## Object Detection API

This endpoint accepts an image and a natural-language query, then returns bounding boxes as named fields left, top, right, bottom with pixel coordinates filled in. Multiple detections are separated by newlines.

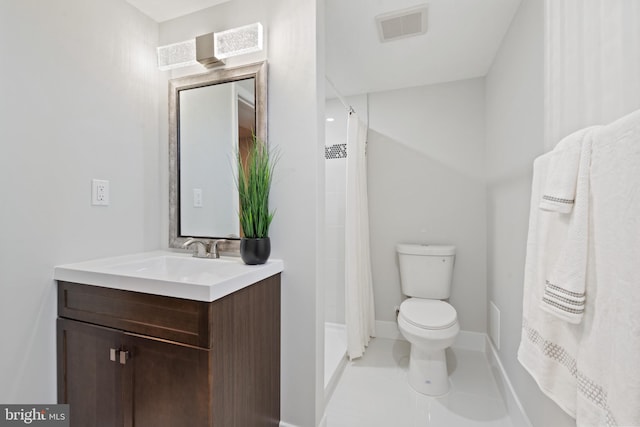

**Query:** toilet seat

left=399, top=299, right=457, bottom=330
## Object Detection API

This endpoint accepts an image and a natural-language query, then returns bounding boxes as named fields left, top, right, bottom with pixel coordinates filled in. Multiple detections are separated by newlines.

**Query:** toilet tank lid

left=396, top=243, right=456, bottom=256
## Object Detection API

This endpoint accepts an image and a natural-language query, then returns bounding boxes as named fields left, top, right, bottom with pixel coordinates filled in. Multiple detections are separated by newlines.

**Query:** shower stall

left=324, top=92, right=374, bottom=396
left=324, top=97, right=349, bottom=394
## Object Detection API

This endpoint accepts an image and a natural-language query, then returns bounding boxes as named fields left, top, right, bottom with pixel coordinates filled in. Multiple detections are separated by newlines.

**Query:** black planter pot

left=240, top=237, right=271, bottom=265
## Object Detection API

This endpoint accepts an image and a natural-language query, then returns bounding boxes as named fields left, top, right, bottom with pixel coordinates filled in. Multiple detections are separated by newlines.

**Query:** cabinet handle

left=119, top=350, right=129, bottom=365
left=110, top=348, right=117, bottom=362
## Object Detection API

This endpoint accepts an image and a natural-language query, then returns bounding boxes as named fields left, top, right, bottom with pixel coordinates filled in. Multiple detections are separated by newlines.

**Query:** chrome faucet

left=181, top=238, right=211, bottom=258
left=210, top=239, right=228, bottom=259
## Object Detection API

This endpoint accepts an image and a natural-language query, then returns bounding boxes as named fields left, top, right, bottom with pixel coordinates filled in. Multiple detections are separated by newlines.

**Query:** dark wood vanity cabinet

left=57, top=274, right=281, bottom=427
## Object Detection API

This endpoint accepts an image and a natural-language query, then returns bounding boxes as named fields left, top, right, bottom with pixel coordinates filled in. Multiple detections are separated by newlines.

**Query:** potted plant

left=236, top=135, right=277, bottom=265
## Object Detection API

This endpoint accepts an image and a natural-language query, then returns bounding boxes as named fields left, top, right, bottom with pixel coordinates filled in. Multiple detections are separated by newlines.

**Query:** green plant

left=236, top=136, right=278, bottom=238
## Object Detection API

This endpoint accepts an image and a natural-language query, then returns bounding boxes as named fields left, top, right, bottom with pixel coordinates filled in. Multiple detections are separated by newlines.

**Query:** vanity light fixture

left=213, top=22, right=263, bottom=60
left=157, top=22, right=263, bottom=71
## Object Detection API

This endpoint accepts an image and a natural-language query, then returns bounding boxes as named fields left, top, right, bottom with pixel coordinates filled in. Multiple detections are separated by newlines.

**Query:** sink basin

left=54, top=251, right=284, bottom=302
left=107, top=255, right=240, bottom=281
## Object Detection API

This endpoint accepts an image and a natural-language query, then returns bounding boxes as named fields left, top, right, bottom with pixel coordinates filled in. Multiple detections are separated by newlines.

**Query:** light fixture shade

left=157, top=39, right=197, bottom=71
left=214, top=23, right=263, bottom=60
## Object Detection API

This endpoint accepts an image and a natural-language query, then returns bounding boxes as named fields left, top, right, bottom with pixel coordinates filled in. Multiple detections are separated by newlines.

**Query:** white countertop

left=54, top=250, right=284, bottom=302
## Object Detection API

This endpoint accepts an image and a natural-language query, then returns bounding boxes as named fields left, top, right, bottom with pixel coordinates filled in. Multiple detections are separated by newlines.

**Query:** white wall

left=158, top=1, right=325, bottom=425
left=545, top=0, right=640, bottom=148
left=269, top=1, right=325, bottom=424
left=485, top=0, right=575, bottom=425
left=0, top=0, right=160, bottom=403
left=367, top=78, right=487, bottom=332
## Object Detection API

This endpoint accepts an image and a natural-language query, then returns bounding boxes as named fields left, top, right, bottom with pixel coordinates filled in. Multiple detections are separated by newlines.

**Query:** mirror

left=169, top=62, right=267, bottom=248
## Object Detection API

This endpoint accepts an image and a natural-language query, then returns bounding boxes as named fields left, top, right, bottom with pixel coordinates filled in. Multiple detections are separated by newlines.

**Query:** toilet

left=396, top=243, right=459, bottom=396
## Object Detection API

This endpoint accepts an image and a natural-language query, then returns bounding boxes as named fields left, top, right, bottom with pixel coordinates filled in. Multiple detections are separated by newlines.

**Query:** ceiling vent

left=376, top=5, right=428, bottom=43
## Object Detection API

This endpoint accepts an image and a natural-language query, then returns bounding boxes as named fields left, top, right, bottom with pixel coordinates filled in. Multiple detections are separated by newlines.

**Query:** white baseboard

left=374, top=320, right=486, bottom=352
left=280, top=421, right=300, bottom=427
left=485, top=336, right=532, bottom=427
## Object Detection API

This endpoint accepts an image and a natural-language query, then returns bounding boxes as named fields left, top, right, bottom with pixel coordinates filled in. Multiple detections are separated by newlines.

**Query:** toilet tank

left=396, top=244, right=456, bottom=299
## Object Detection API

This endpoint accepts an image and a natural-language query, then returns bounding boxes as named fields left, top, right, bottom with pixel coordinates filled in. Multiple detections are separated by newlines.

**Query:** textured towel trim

left=522, top=320, right=616, bottom=426
left=542, top=280, right=586, bottom=318
left=541, top=296, right=585, bottom=314
left=543, top=290, right=585, bottom=306
left=542, top=195, right=575, bottom=205
left=545, top=280, right=586, bottom=299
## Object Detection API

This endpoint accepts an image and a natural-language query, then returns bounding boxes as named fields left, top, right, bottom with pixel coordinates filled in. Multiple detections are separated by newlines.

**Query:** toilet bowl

left=398, top=298, right=459, bottom=396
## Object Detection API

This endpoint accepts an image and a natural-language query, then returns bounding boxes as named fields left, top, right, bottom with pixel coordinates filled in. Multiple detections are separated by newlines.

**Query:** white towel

left=519, top=109, right=640, bottom=427
left=518, top=152, right=581, bottom=418
left=539, top=128, right=590, bottom=213
left=576, top=109, right=640, bottom=427
left=540, top=128, right=598, bottom=324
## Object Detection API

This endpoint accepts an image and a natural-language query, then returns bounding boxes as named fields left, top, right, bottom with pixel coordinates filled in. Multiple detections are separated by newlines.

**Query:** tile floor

left=324, top=338, right=514, bottom=427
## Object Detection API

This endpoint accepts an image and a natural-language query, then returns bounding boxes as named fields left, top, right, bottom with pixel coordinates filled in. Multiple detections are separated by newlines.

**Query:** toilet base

left=407, top=346, right=449, bottom=396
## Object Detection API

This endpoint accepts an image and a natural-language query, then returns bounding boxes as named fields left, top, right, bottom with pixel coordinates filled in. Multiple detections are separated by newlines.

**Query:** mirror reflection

left=168, top=62, right=267, bottom=248
left=179, top=78, right=255, bottom=237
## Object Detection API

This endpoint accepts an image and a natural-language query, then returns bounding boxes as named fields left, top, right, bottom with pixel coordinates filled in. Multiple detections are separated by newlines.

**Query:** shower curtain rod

left=325, top=76, right=355, bottom=114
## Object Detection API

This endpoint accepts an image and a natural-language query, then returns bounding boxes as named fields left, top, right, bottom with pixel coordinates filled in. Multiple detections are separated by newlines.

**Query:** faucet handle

left=211, top=239, right=228, bottom=259
left=182, top=238, right=210, bottom=258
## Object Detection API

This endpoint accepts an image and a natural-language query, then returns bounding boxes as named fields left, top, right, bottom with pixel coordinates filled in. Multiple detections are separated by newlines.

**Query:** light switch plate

left=193, top=188, right=203, bottom=207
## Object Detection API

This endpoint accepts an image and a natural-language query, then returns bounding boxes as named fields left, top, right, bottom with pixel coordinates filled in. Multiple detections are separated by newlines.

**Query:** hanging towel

left=539, top=128, right=589, bottom=213
left=519, top=109, right=640, bottom=427
left=540, top=127, right=598, bottom=324
left=574, top=109, right=640, bottom=427
left=518, top=152, right=581, bottom=418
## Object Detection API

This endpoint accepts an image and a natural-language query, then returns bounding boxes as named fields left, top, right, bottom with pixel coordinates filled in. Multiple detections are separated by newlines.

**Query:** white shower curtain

left=345, top=111, right=375, bottom=360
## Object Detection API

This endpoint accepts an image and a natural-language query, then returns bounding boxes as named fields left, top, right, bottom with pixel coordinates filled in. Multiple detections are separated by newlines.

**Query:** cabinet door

left=57, top=319, right=124, bottom=427
left=122, top=333, right=211, bottom=427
